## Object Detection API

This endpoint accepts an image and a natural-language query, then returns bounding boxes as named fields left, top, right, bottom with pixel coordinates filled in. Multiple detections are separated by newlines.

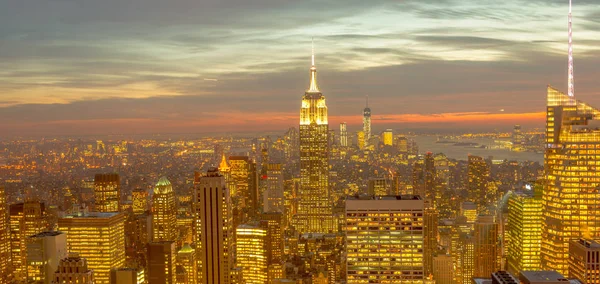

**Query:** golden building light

left=177, top=243, right=197, bottom=284
left=345, top=195, right=424, bottom=283
left=26, top=231, right=68, bottom=284
left=58, top=211, right=126, bottom=284
left=52, top=256, right=94, bottom=283
left=151, top=177, right=177, bottom=242
left=363, top=96, right=371, bottom=146
left=229, top=156, right=259, bottom=219
left=467, top=155, right=491, bottom=213
left=236, top=223, right=268, bottom=284
left=0, top=186, right=10, bottom=284
left=507, top=191, right=542, bottom=274
left=94, top=173, right=121, bottom=213
left=297, top=44, right=334, bottom=234
left=569, top=239, right=600, bottom=284
left=10, top=201, right=48, bottom=281
left=541, top=85, right=600, bottom=274
left=263, top=163, right=284, bottom=213
left=473, top=215, right=500, bottom=277
left=382, top=129, right=393, bottom=146
left=132, top=188, right=148, bottom=215
left=147, top=241, right=176, bottom=284
left=193, top=168, right=233, bottom=284
left=339, top=122, right=348, bottom=147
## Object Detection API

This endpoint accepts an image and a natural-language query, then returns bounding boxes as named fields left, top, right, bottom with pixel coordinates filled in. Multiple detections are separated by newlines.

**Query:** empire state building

left=295, top=46, right=334, bottom=234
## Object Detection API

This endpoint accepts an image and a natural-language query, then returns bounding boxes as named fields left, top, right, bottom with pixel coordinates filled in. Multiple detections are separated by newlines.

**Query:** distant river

left=413, top=135, right=543, bottom=163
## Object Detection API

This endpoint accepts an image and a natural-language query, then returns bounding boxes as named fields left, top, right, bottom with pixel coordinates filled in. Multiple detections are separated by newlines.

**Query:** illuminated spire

left=218, top=153, right=230, bottom=172
left=307, top=39, right=320, bottom=93
left=568, top=0, right=574, bottom=97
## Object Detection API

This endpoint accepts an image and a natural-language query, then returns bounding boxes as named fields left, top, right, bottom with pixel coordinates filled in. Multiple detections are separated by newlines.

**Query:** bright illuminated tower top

left=568, top=0, right=574, bottom=97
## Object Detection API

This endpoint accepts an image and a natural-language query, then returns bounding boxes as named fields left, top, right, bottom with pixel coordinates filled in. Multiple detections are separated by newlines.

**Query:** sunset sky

left=2, top=0, right=600, bottom=136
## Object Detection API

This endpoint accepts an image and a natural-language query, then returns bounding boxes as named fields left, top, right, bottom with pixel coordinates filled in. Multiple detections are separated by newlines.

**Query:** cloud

left=1, top=0, right=600, bottom=136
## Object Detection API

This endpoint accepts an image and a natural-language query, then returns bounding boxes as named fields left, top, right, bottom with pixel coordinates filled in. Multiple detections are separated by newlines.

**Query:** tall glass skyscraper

left=296, top=46, right=334, bottom=234
left=541, top=85, right=600, bottom=274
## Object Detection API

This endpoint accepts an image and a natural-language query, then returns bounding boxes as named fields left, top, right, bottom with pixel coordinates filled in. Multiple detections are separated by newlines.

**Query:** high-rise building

left=132, top=188, right=148, bottom=215
left=52, top=256, right=94, bottom=284
left=381, top=129, right=393, bottom=146
left=236, top=223, right=268, bottom=284
left=261, top=212, right=284, bottom=264
left=26, top=231, right=68, bottom=284
left=10, top=200, right=48, bottom=281
left=541, top=1, right=600, bottom=274
left=339, top=122, right=348, bottom=147
left=397, top=136, right=408, bottom=156
left=229, top=156, right=259, bottom=218
left=151, top=177, right=177, bottom=242
left=569, top=239, right=600, bottom=284
left=467, top=155, right=490, bottom=212
left=297, top=45, right=334, bottom=234
left=193, top=168, right=233, bottom=284
left=147, top=241, right=176, bottom=284
left=456, top=232, right=475, bottom=284
left=474, top=215, right=500, bottom=277
left=94, top=173, right=121, bottom=212
left=507, top=191, right=542, bottom=274
left=367, top=177, right=388, bottom=196
left=356, top=131, right=365, bottom=150
left=110, top=267, right=145, bottom=284
left=346, top=195, right=424, bottom=283
left=433, top=254, right=453, bottom=284
left=363, top=96, right=371, bottom=146
left=512, top=125, right=525, bottom=151
left=177, top=244, right=197, bottom=284
left=424, top=205, right=439, bottom=278
left=0, top=186, right=11, bottom=284
left=58, top=211, right=126, bottom=284
left=264, top=163, right=284, bottom=213
left=424, top=152, right=437, bottom=205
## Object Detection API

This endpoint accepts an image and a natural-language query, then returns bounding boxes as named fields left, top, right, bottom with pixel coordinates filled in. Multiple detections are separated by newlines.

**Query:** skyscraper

left=229, top=156, right=259, bottom=219
left=363, top=96, right=371, bottom=146
left=151, top=177, right=177, bottom=242
left=263, top=163, right=284, bottom=213
left=10, top=200, right=48, bottom=281
left=94, top=173, right=121, bottom=213
left=147, top=241, right=176, bottom=284
left=339, top=122, right=348, bottom=147
left=297, top=44, right=334, bottom=234
left=193, top=168, right=233, bottom=284
left=52, top=256, right=94, bottom=284
left=473, top=215, right=500, bottom=277
left=0, top=186, right=10, bottom=284
left=367, top=177, right=388, bottom=196
left=236, top=223, right=268, bottom=284
left=467, top=155, right=490, bottom=212
left=58, top=211, right=126, bottom=284
left=542, top=1, right=600, bottom=275
left=382, top=129, right=393, bottom=146
left=346, top=195, right=424, bottom=283
left=132, top=188, right=148, bottom=215
left=424, top=205, right=439, bottom=278
left=177, top=244, right=197, bottom=284
left=569, top=239, right=600, bottom=284
left=26, top=231, right=68, bottom=284
left=507, top=191, right=542, bottom=274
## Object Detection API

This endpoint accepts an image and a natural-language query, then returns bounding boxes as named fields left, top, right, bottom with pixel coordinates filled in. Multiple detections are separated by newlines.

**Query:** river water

left=413, top=135, right=543, bottom=163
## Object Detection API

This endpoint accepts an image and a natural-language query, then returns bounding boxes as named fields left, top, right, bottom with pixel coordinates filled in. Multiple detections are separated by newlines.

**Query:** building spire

left=311, top=37, right=315, bottom=67
left=568, top=0, right=574, bottom=97
left=307, top=38, right=320, bottom=93
left=366, top=95, right=369, bottom=108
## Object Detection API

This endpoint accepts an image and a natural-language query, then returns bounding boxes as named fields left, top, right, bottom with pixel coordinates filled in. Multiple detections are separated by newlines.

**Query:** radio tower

left=568, top=0, right=574, bottom=97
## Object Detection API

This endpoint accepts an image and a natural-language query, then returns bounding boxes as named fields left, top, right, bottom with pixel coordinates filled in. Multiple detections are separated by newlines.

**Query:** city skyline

left=2, top=0, right=600, bottom=136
